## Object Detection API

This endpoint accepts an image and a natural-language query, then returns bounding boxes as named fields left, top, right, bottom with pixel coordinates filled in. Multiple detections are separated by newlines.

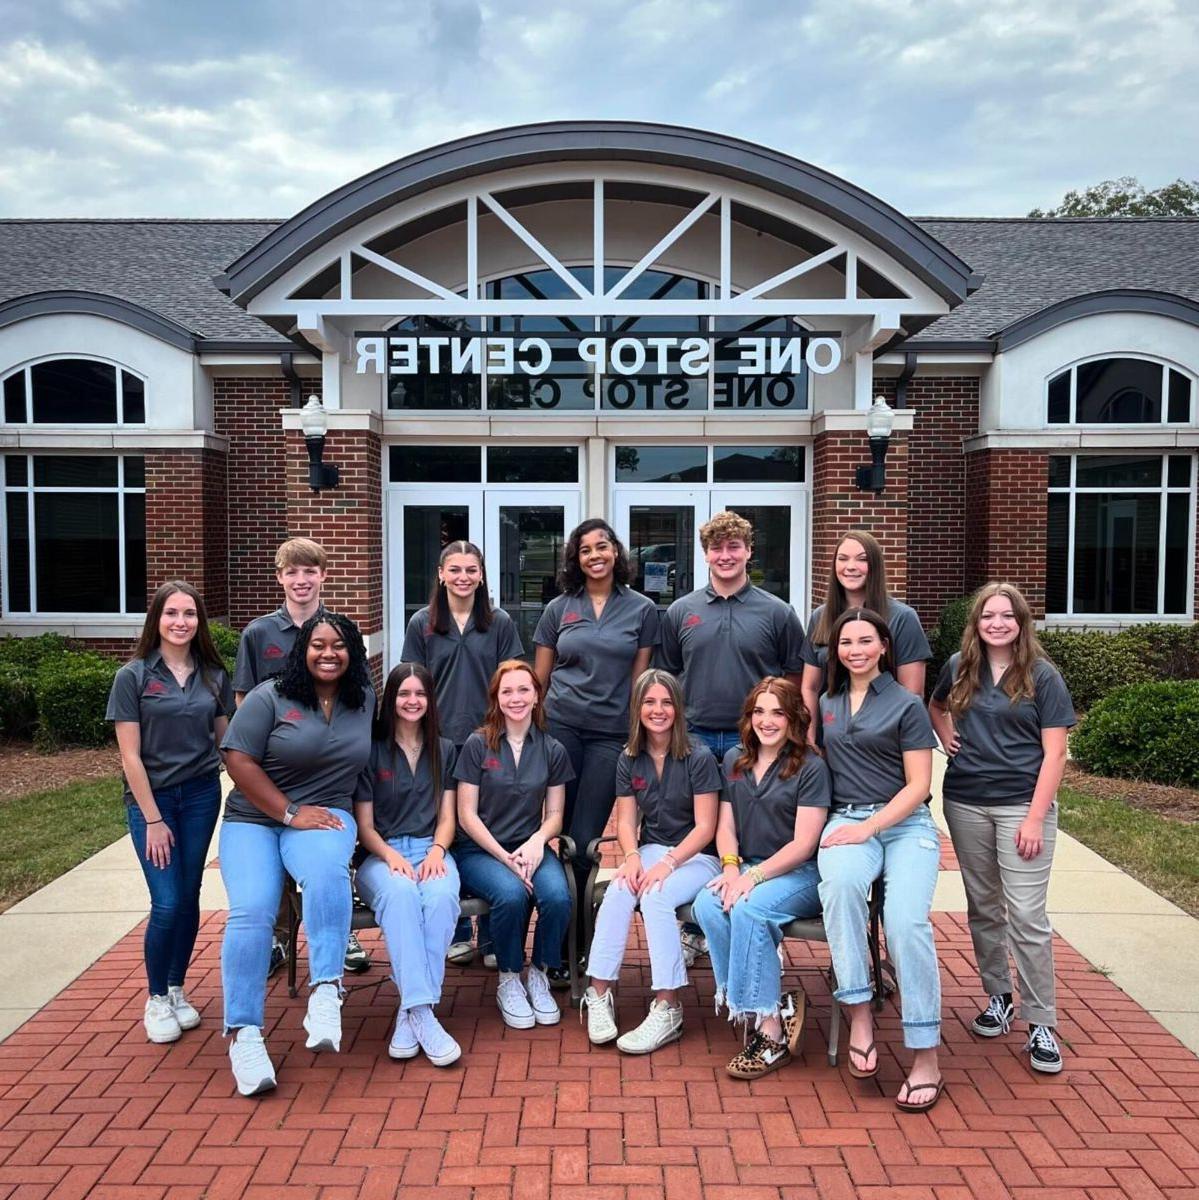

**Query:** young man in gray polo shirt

left=233, top=538, right=371, bottom=975
left=657, top=510, right=808, bottom=959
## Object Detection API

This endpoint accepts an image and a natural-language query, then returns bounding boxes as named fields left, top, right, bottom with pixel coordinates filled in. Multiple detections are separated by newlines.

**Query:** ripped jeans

left=818, top=804, right=942, bottom=1050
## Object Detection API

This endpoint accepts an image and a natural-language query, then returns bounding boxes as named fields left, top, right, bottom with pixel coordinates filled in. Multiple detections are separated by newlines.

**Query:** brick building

left=1, top=123, right=1196, bottom=672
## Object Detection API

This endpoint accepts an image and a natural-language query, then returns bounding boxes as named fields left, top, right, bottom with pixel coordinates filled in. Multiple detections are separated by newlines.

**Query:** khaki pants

left=944, top=800, right=1058, bottom=1027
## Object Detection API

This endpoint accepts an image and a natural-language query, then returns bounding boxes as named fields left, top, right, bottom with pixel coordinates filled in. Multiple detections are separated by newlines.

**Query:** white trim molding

left=965, top=429, right=1199, bottom=452
left=0, top=430, right=228, bottom=452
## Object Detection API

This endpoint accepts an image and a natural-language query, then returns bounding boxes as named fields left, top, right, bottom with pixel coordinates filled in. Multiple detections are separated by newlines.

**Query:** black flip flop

left=896, top=1076, right=945, bottom=1113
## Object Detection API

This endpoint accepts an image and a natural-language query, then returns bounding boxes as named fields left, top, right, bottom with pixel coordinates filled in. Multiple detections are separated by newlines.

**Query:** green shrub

left=1039, top=630, right=1156, bottom=711
left=210, top=622, right=240, bottom=676
left=34, top=653, right=119, bottom=748
left=0, top=633, right=71, bottom=672
left=0, top=664, right=38, bottom=739
left=929, top=595, right=973, bottom=685
left=1071, top=680, right=1199, bottom=786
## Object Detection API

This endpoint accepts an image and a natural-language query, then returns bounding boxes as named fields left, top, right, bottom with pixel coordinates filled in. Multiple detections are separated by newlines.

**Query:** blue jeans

left=455, top=845, right=572, bottom=973
left=818, top=804, right=942, bottom=1050
left=354, top=836, right=461, bottom=1009
left=692, top=860, right=821, bottom=1019
left=127, top=772, right=221, bottom=996
left=688, top=725, right=740, bottom=759
left=219, top=818, right=356, bottom=1032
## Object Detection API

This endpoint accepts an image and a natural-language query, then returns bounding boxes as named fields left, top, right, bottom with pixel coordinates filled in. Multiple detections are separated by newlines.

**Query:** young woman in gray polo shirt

left=930, top=583, right=1074, bottom=1074
left=107, top=580, right=233, bottom=1045
left=219, top=613, right=374, bottom=1097
left=817, top=608, right=942, bottom=1112
left=582, top=668, right=721, bottom=1054
left=801, top=530, right=931, bottom=738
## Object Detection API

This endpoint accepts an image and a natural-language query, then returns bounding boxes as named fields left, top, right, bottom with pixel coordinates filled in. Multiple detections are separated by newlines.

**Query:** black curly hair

left=274, top=612, right=372, bottom=711
left=558, top=518, right=631, bottom=592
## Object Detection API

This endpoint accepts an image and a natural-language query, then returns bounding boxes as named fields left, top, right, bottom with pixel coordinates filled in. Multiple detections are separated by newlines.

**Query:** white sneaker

left=447, top=940, right=475, bottom=966
left=582, top=986, right=618, bottom=1045
left=303, top=983, right=343, bottom=1052
left=616, top=999, right=683, bottom=1055
left=229, top=1026, right=276, bottom=1097
left=482, top=950, right=497, bottom=969
left=166, top=986, right=200, bottom=1031
left=680, top=927, right=708, bottom=968
left=409, top=1005, right=462, bottom=1066
left=496, top=972, right=535, bottom=1029
left=144, top=994, right=182, bottom=1044
left=388, top=1008, right=419, bottom=1059
left=524, top=966, right=561, bottom=1026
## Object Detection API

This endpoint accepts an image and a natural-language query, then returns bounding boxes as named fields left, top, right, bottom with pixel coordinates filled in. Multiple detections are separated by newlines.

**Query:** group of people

left=107, top=515, right=1074, bottom=1110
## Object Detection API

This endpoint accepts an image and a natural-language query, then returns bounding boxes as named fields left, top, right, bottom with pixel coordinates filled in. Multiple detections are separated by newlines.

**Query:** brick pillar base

left=811, top=429, right=910, bottom=609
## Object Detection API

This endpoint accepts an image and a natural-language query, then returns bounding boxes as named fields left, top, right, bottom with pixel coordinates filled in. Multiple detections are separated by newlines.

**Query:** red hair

left=478, top=659, right=546, bottom=749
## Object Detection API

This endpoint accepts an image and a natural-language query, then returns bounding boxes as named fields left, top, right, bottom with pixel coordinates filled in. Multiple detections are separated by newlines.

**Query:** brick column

left=811, top=427, right=910, bottom=609
left=964, top=448, right=1050, bottom=617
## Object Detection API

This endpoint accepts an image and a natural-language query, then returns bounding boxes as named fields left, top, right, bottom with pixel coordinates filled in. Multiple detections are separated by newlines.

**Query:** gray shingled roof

left=2, top=216, right=1197, bottom=349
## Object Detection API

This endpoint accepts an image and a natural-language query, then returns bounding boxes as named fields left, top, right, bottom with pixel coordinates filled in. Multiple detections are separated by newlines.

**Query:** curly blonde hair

left=699, top=510, right=753, bottom=552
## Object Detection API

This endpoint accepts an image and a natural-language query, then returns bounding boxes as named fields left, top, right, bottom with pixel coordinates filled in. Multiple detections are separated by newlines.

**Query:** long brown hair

left=734, top=677, right=810, bottom=781
left=427, top=540, right=494, bottom=635
left=478, top=659, right=546, bottom=750
left=626, top=668, right=690, bottom=759
left=133, top=580, right=225, bottom=698
left=376, top=662, right=444, bottom=798
left=948, top=582, right=1044, bottom=717
left=812, top=530, right=890, bottom=646
left=825, top=608, right=896, bottom=696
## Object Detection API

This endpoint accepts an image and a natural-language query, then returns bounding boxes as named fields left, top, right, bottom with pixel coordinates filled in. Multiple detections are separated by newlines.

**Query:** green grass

left=0, top=776, right=127, bottom=912
left=1057, top=785, right=1199, bottom=917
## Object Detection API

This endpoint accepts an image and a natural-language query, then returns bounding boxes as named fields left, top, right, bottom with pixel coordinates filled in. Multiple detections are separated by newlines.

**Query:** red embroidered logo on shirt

left=263, top=644, right=285, bottom=660
left=562, top=611, right=581, bottom=624
left=631, top=775, right=647, bottom=791
left=282, top=708, right=305, bottom=722
left=142, top=680, right=168, bottom=697
left=823, top=712, right=836, bottom=724
left=683, top=613, right=703, bottom=627
left=482, top=756, right=502, bottom=770
left=377, top=768, right=394, bottom=782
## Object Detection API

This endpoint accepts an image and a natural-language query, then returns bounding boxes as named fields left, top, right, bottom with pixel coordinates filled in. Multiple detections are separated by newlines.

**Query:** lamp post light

left=300, top=395, right=340, bottom=493
left=854, top=395, right=895, bottom=493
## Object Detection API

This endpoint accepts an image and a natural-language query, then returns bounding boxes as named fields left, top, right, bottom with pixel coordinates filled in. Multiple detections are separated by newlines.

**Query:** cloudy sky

left=0, top=0, right=1195, bottom=219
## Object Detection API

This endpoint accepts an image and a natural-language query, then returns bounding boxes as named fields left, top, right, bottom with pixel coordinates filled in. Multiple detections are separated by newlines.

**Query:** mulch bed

left=0, top=741, right=121, bottom=801
left=1063, top=762, right=1199, bottom=822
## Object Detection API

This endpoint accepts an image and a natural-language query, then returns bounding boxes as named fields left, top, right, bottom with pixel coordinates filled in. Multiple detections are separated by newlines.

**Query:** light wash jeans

left=587, top=843, right=720, bottom=992
left=944, top=800, right=1058, bottom=1027
left=354, top=835, right=461, bottom=1010
left=692, top=860, right=822, bottom=1020
left=817, top=804, right=942, bottom=1050
left=219, top=818, right=356, bottom=1033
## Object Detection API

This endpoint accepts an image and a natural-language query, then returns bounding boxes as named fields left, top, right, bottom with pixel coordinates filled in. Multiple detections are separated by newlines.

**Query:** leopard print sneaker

left=725, top=1030, right=792, bottom=1079
left=780, top=990, right=807, bottom=1054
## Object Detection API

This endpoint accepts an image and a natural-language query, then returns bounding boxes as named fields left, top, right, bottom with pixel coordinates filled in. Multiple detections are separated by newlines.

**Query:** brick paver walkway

left=2, top=905, right=1198, bottom=1200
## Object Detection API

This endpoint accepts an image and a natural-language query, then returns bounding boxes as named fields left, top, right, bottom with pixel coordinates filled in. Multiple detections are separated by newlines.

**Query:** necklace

left=398, top=738, right=423, bottom=767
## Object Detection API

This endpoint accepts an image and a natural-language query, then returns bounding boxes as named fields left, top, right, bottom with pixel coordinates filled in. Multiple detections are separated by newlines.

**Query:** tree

left=1029, top=176, right=1199, bottom=217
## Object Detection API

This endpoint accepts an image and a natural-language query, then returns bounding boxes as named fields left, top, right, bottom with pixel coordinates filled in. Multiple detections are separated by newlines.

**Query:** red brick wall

left=811, top=429, right=909, bottom=608
left=212, top=378, right=293, bottom=628
left=144, top=448, right=228, bottom=617
left=964, top=448, right=1050, bottom=617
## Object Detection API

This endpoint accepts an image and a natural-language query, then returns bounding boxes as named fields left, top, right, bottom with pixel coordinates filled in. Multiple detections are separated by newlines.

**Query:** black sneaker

left=971, top=993, right=1014, bottom=1038
left=546, top=965, right=574, bottom=991
left=267, top=938, right=289, bottom=977
left=1025, top=1024, right=1063, bottom=1074
left=344, top=932, right=371, bottom=974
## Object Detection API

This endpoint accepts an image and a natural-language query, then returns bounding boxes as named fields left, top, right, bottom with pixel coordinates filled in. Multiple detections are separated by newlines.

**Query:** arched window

left=1046, top=357, right=1192, bottom=425
left=2, top=358, right=146, bottom=425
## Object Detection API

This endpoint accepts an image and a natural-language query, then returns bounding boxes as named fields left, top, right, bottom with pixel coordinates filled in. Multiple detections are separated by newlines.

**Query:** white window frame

left=1, top=355, right=148, bottom=428
left=1045, top=354, right=1195, bottom=427
left=1046, top=451, right=1196, bottom=621
left=1, top=453, right=147, bottom=618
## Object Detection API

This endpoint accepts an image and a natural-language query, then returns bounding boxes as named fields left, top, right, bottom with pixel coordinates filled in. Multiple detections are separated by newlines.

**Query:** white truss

left=284, top=177, right=916, bottom=321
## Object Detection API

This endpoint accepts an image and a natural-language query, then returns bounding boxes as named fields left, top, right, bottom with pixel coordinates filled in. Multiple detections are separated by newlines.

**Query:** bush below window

left=34, top=653, right=119, bottom=749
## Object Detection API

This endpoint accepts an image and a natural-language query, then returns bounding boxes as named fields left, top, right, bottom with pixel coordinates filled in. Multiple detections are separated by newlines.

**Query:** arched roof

left=222, top=121, right=980, bottom=309
left=995, top=288, right=1199, bottom=351
left=0, top=289, right=197, bottom=351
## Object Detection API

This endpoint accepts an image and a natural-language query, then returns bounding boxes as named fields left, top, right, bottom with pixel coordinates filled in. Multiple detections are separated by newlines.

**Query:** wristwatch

left=282, top=802, right=300, bottom=826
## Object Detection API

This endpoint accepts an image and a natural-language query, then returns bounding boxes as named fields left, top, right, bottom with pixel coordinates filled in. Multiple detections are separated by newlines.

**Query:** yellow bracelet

left=720, top=854, right=742, bottom=867
left=747, top=864, right=767, bottom=886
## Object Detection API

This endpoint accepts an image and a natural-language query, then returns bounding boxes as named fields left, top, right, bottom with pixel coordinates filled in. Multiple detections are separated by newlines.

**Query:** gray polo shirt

left=400, top=606, right=524, bottom=745
left=355, top=736, right=457, bottom=840
left=819, top=671, right=937, bottom=809
left=534, top=586, right=660, bottom=735
left=453, top=726, right=575, bottom=850
left=720, top=747, right=831, bottom=861
left=802, top=598, right=931, bottom=673
left=106, top=650, right=233, bottom=802
left=933, top=654, right=1076, bottom=806
left=657, top=582, right=808, bottom=730
left=614, top=743, right=722, bottom=850
left=220, top=680, right=374, bottom=825
left=232, top=605, right=326, bottom=694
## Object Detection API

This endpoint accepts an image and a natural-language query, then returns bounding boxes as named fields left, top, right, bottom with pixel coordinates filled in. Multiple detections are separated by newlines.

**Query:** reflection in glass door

left=612, top=491, right=705, bottom=612
left=710, top=486, right=806, bottom=609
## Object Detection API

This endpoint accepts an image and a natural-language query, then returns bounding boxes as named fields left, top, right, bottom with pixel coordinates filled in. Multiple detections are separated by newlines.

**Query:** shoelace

left=984, top=995, right=1012, bottom=1034
left=498, top=977, right=528, bottom=1006
left=233, top=1032, right=272, bottom=1072
left=1026, top=1025, right=1058, bottom=1055
left=309, top=987, right=341, bottom=1022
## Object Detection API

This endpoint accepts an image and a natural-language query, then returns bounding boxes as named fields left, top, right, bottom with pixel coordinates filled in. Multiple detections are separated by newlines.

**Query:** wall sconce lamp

left=855, top=396, right=895, bottom=492
left=300, top=395, right=340, bottom=493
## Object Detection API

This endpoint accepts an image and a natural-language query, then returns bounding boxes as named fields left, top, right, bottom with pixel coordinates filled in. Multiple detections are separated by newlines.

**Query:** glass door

left=484, top=490, right=581, bottom=654
left=611, top=489, right=707, bottom=612
left=710, top=484, right=807, bottom=616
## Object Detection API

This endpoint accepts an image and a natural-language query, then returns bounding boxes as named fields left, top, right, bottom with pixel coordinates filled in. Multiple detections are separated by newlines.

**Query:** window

left=1046, top=358, right=1193, bottom=425
left=3, top=455, right=146, bottom=615
left=614, top=444, right=806, bottom=484
left=1047, top=454, right=1193, bottom=617
left=2, top=359, right=146, bottom=424
left=387, top=445, right=579, bottom=484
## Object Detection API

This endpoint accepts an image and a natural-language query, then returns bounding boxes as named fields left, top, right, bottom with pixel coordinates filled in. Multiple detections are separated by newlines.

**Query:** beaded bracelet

left=747, top=864, right=767, bottom=886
